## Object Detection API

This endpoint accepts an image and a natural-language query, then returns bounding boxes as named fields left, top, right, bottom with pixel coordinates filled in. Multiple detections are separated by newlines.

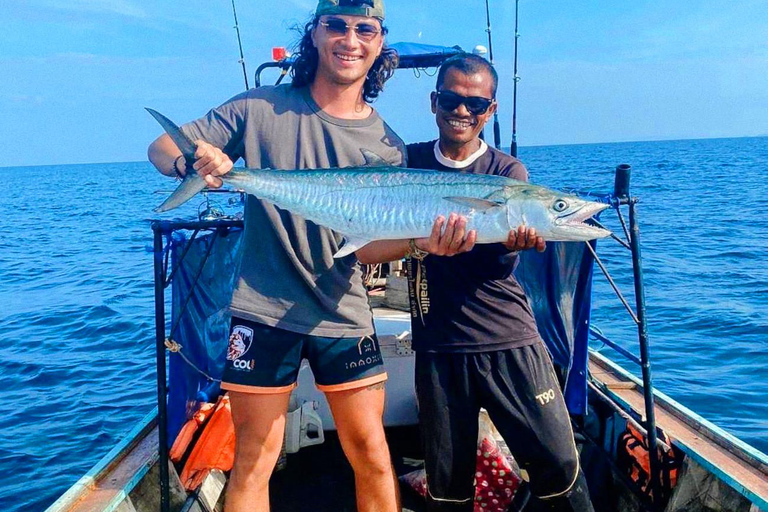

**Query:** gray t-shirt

left=182, top=84, right=406, bottom=337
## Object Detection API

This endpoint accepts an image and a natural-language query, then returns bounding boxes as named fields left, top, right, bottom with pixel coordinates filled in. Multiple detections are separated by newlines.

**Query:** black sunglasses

left=435, top=90, right=495, bottom=116
left=319, top=18, right=382, bottom=42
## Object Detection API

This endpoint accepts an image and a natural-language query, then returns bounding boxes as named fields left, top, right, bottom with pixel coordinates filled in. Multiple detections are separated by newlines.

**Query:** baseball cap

left=316, top=0, right=385, bottom=20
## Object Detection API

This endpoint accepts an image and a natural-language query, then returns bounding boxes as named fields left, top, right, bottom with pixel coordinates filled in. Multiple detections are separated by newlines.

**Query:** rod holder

left=614, top=164, right=632, bottom=199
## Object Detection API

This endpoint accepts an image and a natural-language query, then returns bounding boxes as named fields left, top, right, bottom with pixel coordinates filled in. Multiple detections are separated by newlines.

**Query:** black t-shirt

left=405, top=140, right=541, bottom=353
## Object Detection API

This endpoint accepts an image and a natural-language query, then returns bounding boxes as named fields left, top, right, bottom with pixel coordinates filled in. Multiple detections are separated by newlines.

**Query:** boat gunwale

left=589, top=349, right=768, bottom=510
left=44, top=407, right=159, bottom=512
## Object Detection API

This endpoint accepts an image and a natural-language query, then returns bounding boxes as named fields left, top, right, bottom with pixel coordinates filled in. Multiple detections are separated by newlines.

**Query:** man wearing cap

left=148, top=1, right=409, bottom=510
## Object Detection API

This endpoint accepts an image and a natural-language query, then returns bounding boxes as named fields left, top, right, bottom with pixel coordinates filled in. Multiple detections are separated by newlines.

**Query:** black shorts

left=221, top=317, right=387, bottom=394
left=415, top=342, right=580, bottom=510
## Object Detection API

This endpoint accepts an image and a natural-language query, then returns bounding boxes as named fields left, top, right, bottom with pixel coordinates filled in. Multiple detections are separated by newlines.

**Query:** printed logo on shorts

left=357, top=335, right=377, bottom=355
left=232, top=359, right=255, bottom=371
left=227, top=325, right=254, bottom=361
left=345, top=336, right=382, bottom=370
left=535, top=389, right=556, bottom=406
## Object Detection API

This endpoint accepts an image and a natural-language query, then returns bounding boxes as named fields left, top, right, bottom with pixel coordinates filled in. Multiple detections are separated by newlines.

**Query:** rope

left=165, top=338, right=222, bottom=383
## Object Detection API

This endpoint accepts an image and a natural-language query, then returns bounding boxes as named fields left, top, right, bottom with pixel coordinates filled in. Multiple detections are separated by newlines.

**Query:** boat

left=45, top=35, right=768, bottom=512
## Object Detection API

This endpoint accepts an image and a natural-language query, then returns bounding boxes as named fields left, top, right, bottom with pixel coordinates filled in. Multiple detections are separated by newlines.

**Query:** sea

left=0, top=136, right=766, bottom=510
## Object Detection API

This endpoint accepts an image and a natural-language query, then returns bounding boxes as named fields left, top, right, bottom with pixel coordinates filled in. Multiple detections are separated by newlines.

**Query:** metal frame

left=152, top=219, right=243, bottom=512
left=587, top=164, right=663, bottom=508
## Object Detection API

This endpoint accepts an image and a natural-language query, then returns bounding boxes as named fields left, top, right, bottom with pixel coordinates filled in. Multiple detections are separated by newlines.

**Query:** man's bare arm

left=356, top=214, right=477, bottom=264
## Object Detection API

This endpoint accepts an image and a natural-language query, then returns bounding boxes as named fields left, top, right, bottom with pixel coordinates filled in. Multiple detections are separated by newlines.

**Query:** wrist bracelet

left=406, top=238, right=429, bottom=261
left=172, top=155, right=185, bottom=180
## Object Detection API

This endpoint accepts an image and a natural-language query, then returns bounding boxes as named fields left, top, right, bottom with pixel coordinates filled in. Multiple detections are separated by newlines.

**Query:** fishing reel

left=197, top=190, right=244, bottom=221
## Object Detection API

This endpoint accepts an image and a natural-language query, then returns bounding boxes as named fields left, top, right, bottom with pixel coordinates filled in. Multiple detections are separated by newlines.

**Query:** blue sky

left=1, top=0, right=766, bottom=167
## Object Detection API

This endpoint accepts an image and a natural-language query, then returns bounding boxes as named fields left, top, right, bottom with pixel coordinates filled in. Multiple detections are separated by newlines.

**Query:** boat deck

left=271, top=426, right=426, bottom=512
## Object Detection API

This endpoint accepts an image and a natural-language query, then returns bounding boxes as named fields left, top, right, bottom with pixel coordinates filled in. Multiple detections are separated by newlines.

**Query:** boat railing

left=580, top=164, right=668, bottom=508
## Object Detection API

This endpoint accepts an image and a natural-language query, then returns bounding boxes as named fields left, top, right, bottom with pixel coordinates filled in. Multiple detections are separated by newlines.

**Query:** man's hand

left=414, top=214, right=477, bottom=257
left=192, top=140, right=233, bottom=188
left=504, top=225, right=546, bottom=252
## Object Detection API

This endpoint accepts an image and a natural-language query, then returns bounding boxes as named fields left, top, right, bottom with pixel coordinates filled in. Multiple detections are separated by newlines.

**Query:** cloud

left=6, top=95, right=45, bottom=105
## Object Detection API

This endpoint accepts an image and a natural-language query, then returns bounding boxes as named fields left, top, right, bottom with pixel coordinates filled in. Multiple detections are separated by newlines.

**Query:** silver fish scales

left=148, top=108, right=610, bottom=257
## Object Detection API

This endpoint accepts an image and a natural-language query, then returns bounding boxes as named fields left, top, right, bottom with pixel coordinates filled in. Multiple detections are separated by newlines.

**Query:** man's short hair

left=435, top=53, right=499, bottom=98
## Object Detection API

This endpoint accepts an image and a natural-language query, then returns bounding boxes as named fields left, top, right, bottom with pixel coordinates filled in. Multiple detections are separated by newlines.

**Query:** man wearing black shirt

left=357, top=54, right=594, bottom=511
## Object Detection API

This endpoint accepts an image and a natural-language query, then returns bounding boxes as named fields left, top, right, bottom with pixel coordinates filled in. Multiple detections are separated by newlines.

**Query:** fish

left=147, top=108, right=610, bottom=258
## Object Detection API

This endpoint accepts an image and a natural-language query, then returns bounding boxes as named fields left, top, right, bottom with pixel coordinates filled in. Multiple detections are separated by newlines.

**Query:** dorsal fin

left=360, top=149, right=389, bottom=167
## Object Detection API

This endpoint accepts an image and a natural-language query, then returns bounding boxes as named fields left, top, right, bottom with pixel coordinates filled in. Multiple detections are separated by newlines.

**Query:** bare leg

left=224, top=391, right=291, bottom=512
left=326, top=383, right=400, bottom=512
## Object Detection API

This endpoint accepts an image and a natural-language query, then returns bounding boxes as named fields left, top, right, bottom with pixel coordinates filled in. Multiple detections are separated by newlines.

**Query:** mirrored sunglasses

left=435, top=90, right=495, bottom=116
left=319, top=18, right=382, bottom=42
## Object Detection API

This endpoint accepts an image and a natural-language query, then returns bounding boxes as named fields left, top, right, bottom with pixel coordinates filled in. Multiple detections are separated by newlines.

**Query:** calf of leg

left=524, top=471, right=595, bottom=512
left=225, top=391, right=291, bottom=512
left=326, top=384, right=399, bottom=512
left=416, top=353, right=479, bottom=512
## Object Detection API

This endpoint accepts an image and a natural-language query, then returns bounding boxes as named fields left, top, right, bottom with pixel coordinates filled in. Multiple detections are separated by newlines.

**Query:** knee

left=230, top=427, right=284, bottom=485
left=529, top=450, right=580, bottom=498
left=341, top=429, right=392, bottom=475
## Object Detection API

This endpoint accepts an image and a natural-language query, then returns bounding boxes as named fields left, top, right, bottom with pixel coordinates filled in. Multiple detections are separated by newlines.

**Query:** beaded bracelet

left=405, top=238, right=429, bottom=260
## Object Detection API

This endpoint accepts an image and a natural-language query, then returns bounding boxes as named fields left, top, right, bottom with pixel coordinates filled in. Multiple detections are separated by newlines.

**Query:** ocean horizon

left=2, top=134, right=766, bottom=170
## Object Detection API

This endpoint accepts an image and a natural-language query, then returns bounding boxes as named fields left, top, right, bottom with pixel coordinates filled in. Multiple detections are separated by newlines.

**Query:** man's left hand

left=504, top=226, right=546, bottom=252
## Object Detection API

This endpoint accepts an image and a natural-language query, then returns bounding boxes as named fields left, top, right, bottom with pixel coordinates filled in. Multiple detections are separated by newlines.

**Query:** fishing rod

left=483, top=0, right=502, bottom=150
left=510, top=0, right=520, bottom=157
left=231, top=0, right=249, bottom=90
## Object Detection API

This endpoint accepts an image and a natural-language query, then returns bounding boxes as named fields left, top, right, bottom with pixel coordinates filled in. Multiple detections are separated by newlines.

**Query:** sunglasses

left=435, top=90, right=495, bottom=116
left=319, top=18, right=382, bottom=42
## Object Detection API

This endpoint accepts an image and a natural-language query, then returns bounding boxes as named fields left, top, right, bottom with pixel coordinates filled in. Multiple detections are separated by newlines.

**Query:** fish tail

left=154, top=172, right=207, bottom=212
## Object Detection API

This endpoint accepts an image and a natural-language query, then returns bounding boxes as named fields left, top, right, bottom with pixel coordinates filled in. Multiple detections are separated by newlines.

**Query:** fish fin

left=146, top=108, right=207, bottom=212
left=360, top=149, right=389, bottom=167
left=146, top=108, right=198, bottom=163
left=154, top=173, right=207, bottom=212
left=333, top=237, right=371, bottom=259
left=444, top=197, right=504, bottom=211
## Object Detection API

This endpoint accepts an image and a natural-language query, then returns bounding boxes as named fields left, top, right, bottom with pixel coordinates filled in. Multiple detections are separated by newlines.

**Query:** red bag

left=399, top=416, right=522, bottom=511
left=472, top=433, right=521, bottom=512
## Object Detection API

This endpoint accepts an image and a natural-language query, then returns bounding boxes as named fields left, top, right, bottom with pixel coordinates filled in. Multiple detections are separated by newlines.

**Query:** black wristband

left=172, top=155, right=185, bottom=180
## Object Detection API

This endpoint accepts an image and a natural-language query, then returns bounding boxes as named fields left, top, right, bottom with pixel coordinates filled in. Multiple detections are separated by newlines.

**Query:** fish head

left=507, top=187, right=611, bottom=242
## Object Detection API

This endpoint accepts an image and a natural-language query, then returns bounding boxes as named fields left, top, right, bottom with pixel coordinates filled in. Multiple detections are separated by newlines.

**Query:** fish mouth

left=554, top=201, right=611, bottom=241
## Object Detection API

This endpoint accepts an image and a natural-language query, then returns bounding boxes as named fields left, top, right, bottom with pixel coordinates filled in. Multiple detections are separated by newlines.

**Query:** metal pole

left=231, top=0, right=249, bottom=90
left=483, top=0, right=502, bottom=149
left=510, top=0, right=520, bottom=157
left=627, top=190, right=663, bottom=508
left=153, top=223, right=170, bottom=512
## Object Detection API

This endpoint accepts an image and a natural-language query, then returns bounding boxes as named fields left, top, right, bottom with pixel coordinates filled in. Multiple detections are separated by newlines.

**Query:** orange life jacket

left=617, top=422, right=684, bottom=503
left=169, top=400, right=217, bottom=463
left=176, top=394, right=236, bottom=491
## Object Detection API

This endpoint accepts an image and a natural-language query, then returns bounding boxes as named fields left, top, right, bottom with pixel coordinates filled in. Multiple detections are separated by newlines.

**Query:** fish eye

left=553, top=199, right=569, bottom=212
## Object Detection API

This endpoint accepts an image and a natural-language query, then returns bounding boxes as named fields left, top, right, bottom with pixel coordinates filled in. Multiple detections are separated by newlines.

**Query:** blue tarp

left=515, top=242, right=596, bottom=415
left=166, top=230, right=596, bottom=442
